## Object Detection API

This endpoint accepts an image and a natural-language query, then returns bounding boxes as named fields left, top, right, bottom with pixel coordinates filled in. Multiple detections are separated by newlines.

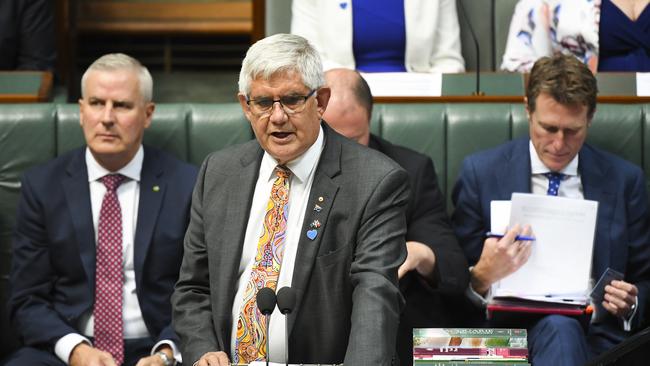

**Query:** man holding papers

left=452, top=54, right=650, bottom=365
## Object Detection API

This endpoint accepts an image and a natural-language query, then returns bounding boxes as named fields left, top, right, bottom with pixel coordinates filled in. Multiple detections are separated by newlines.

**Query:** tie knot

left=275, top=165, right=291, bottom=179
left=544, top=172, right=565, bottom=181
left=101, top=174, right=126, bottom=192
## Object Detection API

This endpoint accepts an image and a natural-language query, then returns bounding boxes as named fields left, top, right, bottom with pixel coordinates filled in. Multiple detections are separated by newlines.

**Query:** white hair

left=238, top=34, right=324, bottom=95
left=81, top=53, right=153, bottom=102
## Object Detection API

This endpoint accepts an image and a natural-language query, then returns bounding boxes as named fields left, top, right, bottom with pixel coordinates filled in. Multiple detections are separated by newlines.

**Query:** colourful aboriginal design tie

left=235, top=166, right=291, bottom=364
left=94, top=174, right=126, bottom=365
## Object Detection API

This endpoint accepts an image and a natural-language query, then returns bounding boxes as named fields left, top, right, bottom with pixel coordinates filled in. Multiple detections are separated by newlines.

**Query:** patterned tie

left=235, top=166, right=291, bottom=364
left=544, top=172, right=565, bottom=196
left=94, top=174, right=126, bottom=365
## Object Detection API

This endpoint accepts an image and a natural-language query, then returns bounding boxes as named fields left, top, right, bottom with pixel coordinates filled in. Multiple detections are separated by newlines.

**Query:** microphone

left=276, top=287, right=296, bottom=366
left=457, top=0, right=485, bottom=96
left=256, top=287, right=277, bottom=366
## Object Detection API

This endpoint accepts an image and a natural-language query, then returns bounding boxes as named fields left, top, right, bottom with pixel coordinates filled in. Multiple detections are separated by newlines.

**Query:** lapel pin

left=318, top=196, right=324, bottom=202
left=306, top=229, right=318, bottom=240
left=310, top=219, right=321, bottom=229
left=313, top=204, right=322, bottom=212
left=152, top=185, right=160, bottom=192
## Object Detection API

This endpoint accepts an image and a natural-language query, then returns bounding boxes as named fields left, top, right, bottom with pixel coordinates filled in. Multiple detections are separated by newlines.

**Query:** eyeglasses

left=246, top=89, right=316, bottom=116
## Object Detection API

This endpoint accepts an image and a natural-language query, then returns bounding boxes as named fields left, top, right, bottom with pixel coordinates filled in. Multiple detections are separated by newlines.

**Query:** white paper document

left=360, top=72, right=442, bottom=97
left=637, top=73, right=650, bottom=96
left=490, top=193, right=598, bottom=303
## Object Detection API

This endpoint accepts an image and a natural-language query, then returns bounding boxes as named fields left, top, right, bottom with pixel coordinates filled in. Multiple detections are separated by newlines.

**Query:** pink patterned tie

left=94, top=174, right=126, bottom=365
left=235, top=166, right=291, bottom=364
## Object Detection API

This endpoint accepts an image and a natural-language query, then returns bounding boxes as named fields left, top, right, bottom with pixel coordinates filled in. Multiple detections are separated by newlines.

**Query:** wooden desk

left=0, top=71, right=53, bottom=103
left=374, top=72, right=650, bottom=104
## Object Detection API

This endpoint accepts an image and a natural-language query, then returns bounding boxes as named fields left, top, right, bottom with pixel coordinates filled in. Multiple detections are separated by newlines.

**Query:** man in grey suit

left=172, top=34, right=409, bottom=366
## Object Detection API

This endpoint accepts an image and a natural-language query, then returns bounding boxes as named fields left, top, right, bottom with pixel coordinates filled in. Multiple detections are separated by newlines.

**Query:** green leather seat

left=1, top=102, right=649, bottom=359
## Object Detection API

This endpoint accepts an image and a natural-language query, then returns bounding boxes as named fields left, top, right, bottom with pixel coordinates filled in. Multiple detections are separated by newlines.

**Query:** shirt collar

left=86, top=145, right=144, bottom=183
left=529, top=140, right=579, bottom=176
left=260, top=125, right=324, bottom=183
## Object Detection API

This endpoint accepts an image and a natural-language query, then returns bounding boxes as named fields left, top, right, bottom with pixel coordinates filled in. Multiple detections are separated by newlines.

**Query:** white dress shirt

left=54, top=146, right=180, bottom=364
left=230, top=126, right=324, bottom=363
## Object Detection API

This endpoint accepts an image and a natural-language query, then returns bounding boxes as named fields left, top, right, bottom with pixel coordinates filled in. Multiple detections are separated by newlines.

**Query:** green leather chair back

left=1, top=102, right=650, bottom=359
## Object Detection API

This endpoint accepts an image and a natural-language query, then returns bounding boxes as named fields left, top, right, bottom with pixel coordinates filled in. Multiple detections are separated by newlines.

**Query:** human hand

left=398, top=241, right=436, bottom=279
left=603, top=280, right=638, bottom=319
left=194, top=351, right=231, bottom=366
left=470, top=225, right=533, bottom=295
left=69, top=343, right=117, bottom=366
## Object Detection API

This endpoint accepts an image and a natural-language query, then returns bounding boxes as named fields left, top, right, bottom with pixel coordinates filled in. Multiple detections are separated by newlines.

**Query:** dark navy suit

left=7, top=146, right=197, bottom=365
left=452, top=137, right=650, bottom=365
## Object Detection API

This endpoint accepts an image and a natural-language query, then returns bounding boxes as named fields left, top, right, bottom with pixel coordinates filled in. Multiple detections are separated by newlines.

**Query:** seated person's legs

left=4, top=347, right=65, bottom=366
left=528, top=315, right=589, bottom=366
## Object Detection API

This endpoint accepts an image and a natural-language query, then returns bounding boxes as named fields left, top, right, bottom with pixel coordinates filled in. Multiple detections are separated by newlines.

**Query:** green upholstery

left=494, top=0, right=519, bottom=70
left=1, top=102, right=649, bottom=358
left=458, top=0, right=496, bottom=71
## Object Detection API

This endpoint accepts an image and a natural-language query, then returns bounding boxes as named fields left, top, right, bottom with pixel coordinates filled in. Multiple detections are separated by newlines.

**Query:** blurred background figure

left=501, top=0, right=600, bottom=73
left=599, top=0, right=650, bottom=71
left=323, top=68, right=469, bottom=366
left=502, top=0, right=649, bottom=73
left=291, top=0, right=465, bottom=73
left=0, top=0, right=56, bottom=71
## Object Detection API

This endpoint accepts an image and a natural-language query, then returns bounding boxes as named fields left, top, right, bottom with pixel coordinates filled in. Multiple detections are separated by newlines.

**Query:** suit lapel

left=288, top=126, right=341, bottom=335
left=62, top=149, right=96, bottom=292
left=133, top=147, right=165, bottom=288
left=220, top=145, right=261, bottom=309
left=496, top=138, right=531, bottom=198
left=579, top=145, right=614, bottom=276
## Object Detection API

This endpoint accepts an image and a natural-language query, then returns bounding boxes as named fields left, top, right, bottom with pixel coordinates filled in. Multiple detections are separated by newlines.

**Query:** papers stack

left=488, top=193, right=598, bottom=318
left=413, top=328, right=529, bottom=365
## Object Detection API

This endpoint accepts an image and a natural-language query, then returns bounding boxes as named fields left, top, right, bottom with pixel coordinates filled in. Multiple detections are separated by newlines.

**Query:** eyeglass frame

left=245, top=89, right=317, bottom=116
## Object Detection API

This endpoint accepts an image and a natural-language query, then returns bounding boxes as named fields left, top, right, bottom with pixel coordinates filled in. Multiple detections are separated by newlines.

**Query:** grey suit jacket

left=172, top=123, right=409, bottom=365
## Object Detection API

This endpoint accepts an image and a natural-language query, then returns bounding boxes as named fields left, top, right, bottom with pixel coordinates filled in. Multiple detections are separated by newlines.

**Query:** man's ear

left=237, top=93, right=253, bottom=121
left=316, top=87, right=331, bottom=116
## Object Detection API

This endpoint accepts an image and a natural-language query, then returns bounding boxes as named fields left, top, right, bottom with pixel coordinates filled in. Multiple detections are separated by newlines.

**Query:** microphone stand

left=457, top=0, right=485, bottom=96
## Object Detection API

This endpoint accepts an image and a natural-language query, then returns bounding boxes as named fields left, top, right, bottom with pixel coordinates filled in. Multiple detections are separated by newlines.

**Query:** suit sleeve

left=427, top=0, right=465, bottom=72
left=406, top=157, right=468, bottom=293
left=622, top=169, right=650, bottom=330
left=344, top=167, right=409, bottom=366
left=9, top=173, right=78, bottom=347
left=451, top=156, right=489, bottom=266
left=172, top=158, right=221, bottom=364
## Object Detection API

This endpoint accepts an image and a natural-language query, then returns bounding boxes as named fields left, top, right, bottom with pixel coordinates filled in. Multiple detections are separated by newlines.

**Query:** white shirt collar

left=86, top=145, right=144, bottom=183
left=260, top=125, right=324, bottom=183
left=529, top=140, right=579, bottom=176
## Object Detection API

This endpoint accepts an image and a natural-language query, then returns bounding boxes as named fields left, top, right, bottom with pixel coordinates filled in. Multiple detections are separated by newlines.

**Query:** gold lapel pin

left=153, top=185, right=160, bottom=192
left=318, top=196, right=324, bottom=202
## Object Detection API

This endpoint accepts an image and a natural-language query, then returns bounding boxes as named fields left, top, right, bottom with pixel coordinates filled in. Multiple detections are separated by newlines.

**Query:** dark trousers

left=3, top=337, right=157, bottom=366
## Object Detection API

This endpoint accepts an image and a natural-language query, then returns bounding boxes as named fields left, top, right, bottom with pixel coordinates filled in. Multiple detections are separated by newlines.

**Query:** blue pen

left=485, top=232, right=536, bottom=241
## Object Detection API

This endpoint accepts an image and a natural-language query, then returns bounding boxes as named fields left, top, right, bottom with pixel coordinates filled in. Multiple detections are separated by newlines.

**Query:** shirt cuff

left=466, top=266, right=491, bottom=308
left=152, top=340, right=182, bottom=364
left=622, top=295, right=639, bottom=331
left=54, top=333, right=92, bottom=365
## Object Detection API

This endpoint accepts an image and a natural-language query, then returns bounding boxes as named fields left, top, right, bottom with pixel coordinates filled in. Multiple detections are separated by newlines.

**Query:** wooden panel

left=0, top=72, right=53, bottom=103
left=77, top=1, right=252, bottom=34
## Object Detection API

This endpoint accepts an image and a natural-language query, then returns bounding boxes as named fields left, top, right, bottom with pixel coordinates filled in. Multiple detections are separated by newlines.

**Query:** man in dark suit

left=7, top=54, right=197, bottom=366
left=452, top=54, right=650, bottom=365
left=0, top=0, right=56, bottom=71
left=172, top=34, right=409, bottom=366
left=322, top=68, right=469, bottom=366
